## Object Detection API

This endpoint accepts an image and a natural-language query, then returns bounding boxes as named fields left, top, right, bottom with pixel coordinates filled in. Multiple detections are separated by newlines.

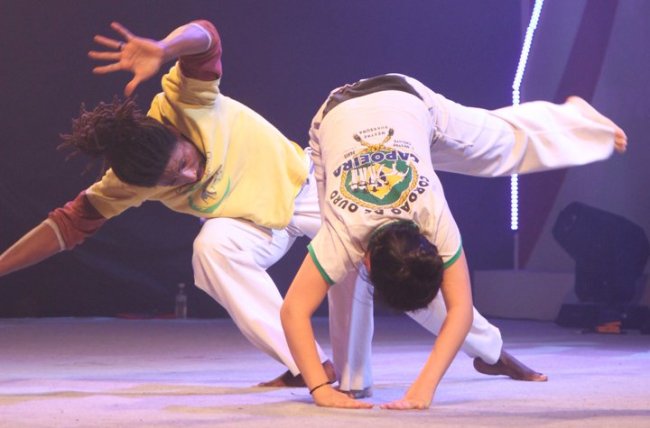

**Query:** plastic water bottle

left=175, top=282, right=188, bottom=319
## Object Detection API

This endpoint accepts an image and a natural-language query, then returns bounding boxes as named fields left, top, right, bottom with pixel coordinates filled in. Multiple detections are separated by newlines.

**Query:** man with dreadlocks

left=0, top=20, right=347, bottom=388
left=0, top=20, right=552, bottom=394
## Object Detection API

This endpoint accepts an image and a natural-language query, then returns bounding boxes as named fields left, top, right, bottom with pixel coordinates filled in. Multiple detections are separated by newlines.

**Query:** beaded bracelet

left=309, top=380, right=334, bottom=395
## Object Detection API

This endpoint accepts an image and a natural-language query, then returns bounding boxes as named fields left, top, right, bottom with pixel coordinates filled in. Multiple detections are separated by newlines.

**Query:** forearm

left=0, top=221, right=63, bottom=277
left=280, top=255, right=333, bottom=390
left=407, top=305, right=473, bottom=405
left=159, top=23, right=212, bottom=63
left=399, top=251, right=473, bottom=408
left=281, top=306, right=330, bottom=389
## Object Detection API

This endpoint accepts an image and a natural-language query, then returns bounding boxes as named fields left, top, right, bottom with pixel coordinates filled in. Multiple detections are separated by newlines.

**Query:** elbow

left=464, top=308, right=474, bottom=335
left=458, top=303, right=473, bottom=337
left=280, top=298, right=311, bottom=332
left=280, top=301, right=293, bottom=331
left=447, top=304, right=473, bottom=337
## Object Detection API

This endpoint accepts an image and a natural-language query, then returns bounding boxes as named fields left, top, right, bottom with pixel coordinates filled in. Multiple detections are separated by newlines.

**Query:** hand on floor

left=380, top=397, right=429, bottom=410
left=313, top=385, right=373, bottom=409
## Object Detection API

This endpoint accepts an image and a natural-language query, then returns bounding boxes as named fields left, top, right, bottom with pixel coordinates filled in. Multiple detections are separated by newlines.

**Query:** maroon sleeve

left=179, top=20, right=223, bottom=81
left=48, top=191, right=107, bottom=249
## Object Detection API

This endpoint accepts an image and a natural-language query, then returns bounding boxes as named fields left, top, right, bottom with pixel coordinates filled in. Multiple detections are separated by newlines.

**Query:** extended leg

left=408, top=295, right=547, bottom=381
left=403, top=75, right=623, bottom=177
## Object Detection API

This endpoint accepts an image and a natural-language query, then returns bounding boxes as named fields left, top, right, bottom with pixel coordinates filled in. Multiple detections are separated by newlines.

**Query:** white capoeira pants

left=190, top=161, right=501, bottom=391
left=192, top=75, right=617, bottom=391
left=400, top=74, right=615, bottom=176
left=191, top=166, right=502, bottom=391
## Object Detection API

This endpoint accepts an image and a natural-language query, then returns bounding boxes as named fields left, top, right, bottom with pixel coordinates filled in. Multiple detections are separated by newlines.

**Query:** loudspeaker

left=556, top=303, right=650, bottom=331
left=555, top=303, right=600, bottom=328
left=553, top=202, right=650, bottom=304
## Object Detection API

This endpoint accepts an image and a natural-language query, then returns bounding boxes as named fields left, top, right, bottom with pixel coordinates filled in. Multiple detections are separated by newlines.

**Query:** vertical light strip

left=512, top=0, right=545, bottom=108
left=510, top=0, right=544, bottom=268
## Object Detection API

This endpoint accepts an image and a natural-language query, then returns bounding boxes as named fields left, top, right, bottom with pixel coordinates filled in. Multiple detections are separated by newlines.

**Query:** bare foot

left=565, top=96, right=628, bottom=153
left=258, top=360, right=337, bottom=387
left=473, top=350, right=548, bottom=382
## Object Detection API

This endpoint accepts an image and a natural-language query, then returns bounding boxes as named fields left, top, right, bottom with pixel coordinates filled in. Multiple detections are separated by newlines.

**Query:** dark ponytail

left=366, top=220, right=443, bottom=312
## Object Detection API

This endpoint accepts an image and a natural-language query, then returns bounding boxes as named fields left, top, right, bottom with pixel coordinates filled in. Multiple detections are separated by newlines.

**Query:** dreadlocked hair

left=59, top=97, right=177, bottom=187
left=366, top=220, right=443, bottom=312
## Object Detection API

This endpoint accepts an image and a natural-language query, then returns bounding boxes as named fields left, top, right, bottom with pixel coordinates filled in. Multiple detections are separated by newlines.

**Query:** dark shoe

left=337, top=386, right=373, bottom=399
left=258, top=369, right=305, bottom=387
left=258, top=360, right=337, bottom=387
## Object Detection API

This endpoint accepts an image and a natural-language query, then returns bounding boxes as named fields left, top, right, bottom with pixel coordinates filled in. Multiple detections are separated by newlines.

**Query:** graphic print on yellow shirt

left=175, top=155, right=229, bottom=215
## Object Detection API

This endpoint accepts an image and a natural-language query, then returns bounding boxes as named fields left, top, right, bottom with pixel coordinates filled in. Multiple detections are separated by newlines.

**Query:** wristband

left=309, top=380, right=334, bottom=395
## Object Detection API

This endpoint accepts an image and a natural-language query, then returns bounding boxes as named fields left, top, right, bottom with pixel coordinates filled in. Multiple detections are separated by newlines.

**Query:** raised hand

left=88, top=22, right=165, bottom=97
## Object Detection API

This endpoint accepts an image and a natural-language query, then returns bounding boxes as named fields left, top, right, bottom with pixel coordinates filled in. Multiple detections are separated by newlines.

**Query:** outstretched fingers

left=110, top=22, right=135, bottom=40
left=124, top=77, right=143, bottom=97
left=88, top=50, right=121, bottom=61
left=326, top=398, right=374, bottom=410
left=92, top=34, right=123, bottom=51
left=90, top=62, right=123, bottom=75
left=90, top=22, right=135, bottom=59
left=380, top=398, right=428, bottom=410
left=89, top=33, right=123, bottom=74
left=88, top=22, right=160, bottom=96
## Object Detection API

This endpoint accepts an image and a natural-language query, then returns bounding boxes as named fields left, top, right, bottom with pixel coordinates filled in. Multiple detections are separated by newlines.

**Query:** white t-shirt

left=308, top=85, right=462, bottom=285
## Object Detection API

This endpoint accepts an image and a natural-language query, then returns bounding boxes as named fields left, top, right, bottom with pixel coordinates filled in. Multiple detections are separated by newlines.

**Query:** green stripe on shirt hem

left=443, top=245, right=463, bottom=269
left=307, top=244, right=335, bottom=285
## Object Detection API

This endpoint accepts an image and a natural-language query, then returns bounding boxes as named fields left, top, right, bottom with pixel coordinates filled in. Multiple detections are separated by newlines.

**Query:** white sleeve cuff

left=187, top=22, right=213, bottom=52
left=43, top=219, right=66, bottom=251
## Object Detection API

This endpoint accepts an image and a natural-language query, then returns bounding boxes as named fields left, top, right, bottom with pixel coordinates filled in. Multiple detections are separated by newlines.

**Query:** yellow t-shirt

left=86, top=64, right=308, bottom=229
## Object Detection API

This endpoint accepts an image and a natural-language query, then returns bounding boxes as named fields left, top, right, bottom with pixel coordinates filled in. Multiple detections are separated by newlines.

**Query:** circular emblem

left=340, top=149, right=418, bottom=209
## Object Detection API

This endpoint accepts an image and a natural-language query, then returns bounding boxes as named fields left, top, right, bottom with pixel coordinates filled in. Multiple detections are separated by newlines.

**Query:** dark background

left=1, top=0, right=647, bottom=318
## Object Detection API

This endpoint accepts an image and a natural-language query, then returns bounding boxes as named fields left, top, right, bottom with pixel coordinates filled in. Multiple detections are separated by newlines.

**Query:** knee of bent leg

left=192, top=218, right=244, bottom=260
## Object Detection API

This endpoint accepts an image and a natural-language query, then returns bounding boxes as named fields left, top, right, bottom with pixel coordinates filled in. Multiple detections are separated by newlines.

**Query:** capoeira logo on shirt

left=332, top=126, right=426, bottom=212
left=178, top=151, right=231, bottom=214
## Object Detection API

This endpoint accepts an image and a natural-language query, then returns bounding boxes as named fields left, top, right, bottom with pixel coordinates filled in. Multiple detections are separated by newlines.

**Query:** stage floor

left=1, top=316, right=649, bottom=427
